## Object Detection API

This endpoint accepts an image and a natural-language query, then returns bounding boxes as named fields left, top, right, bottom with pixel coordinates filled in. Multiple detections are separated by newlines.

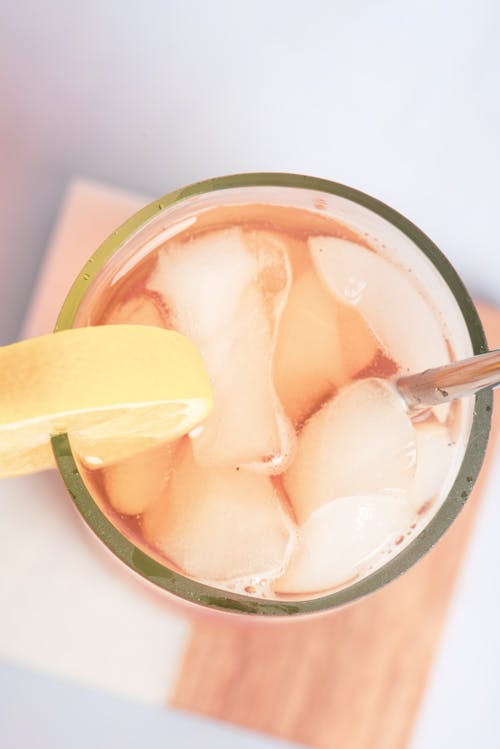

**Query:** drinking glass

left=53, top=173, right=491, bottom=617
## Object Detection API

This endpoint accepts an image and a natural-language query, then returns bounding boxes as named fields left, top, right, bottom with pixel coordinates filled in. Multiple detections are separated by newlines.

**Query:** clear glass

left=53, top=173, right=492, bottom=617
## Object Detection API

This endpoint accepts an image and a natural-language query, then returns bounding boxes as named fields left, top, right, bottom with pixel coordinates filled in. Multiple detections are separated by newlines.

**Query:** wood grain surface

left=172, top=305, right=500, bottom=749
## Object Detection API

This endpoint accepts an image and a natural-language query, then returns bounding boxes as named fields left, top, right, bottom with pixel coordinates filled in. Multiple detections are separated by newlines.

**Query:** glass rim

left=53, top=172, right=492, bottom=617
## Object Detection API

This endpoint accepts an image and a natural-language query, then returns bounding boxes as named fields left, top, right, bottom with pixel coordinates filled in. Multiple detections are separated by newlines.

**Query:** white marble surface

left=0, top=180, right=195, bottom=710
left=0, top=660, right=304, bottom=749
left=1, top=1, right=499, bottom=747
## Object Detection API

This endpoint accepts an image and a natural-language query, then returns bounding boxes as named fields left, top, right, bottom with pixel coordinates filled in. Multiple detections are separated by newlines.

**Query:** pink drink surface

left=77, top=203, right=460, bottom=600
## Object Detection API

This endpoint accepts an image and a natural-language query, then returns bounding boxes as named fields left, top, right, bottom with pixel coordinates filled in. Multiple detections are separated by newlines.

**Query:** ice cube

left=273, top=267, right=347, bottom=426
left=148, top=228, right=295, bottom=472
left=275, top=493, right=413, bottom=595
left=411, top=420, right=455, bottom=512
left=142, top=443, right=295, bottom=582
left=284, top=378, right=416, bottom=522
left=101, top=440, right=179, bottom=516
left=102, top=292, right=168, bottom=327
left=309, top=238, right=450, bottom=374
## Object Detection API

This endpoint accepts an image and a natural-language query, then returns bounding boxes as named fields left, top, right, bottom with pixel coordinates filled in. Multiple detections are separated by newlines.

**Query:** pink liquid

left=76, top=203, right=460, bottom=600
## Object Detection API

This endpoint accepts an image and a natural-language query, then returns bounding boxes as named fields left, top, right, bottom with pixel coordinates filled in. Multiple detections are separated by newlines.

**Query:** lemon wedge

left=0, top=325, right=213, bottom=476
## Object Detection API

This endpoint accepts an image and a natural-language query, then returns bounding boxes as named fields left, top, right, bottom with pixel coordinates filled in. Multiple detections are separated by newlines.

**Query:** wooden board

left=172, top=305, right=500, bottom=749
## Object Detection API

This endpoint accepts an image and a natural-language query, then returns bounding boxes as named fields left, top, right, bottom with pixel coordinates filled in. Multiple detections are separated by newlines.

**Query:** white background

left=1, top=0, right=500, bottom=347
left=1, top=1, right=499, bottom=747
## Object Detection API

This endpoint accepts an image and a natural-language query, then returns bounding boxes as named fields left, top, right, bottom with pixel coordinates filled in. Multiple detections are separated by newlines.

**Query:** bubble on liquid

left=405, top=442, right=418, bottom=471
left=188, top=424, right=204, bottom=439
left=85, top=455, right=103, bottom=467
left=343, top=274, right=367, bottom=304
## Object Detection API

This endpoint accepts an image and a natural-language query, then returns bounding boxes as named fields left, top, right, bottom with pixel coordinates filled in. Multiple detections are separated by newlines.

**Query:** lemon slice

left=0, top=325, right=213, bottom=476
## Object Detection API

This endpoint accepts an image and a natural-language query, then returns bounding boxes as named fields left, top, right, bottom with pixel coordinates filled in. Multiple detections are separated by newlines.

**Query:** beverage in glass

left=53, top=174, right=490, bottom=616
